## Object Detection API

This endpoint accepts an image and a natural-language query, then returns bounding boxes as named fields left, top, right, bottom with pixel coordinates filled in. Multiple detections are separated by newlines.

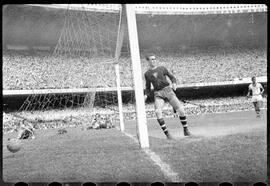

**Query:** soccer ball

left=7, top=138, right=22, bottom=153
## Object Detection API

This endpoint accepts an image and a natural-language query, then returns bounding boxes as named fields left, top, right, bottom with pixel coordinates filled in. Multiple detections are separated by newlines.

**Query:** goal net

left=13, top=4, right=134, bottom=130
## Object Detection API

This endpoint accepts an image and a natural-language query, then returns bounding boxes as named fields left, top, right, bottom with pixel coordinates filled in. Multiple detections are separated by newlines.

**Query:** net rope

left=18, top=5, right=123, bottom=124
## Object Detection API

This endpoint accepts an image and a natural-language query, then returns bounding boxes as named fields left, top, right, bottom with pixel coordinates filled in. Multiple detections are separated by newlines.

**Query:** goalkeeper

left=144, top=54, right=191, bottom=139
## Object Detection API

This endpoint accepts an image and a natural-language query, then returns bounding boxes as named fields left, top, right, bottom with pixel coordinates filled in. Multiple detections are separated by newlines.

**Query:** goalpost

left=125, top=4, right=149, bottom=148
left=113, top=4, right=149, bottom=147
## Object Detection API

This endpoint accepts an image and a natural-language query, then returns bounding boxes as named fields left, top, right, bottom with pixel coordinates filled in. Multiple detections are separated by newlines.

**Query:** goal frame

left=124, top=4, right=149, bottom=148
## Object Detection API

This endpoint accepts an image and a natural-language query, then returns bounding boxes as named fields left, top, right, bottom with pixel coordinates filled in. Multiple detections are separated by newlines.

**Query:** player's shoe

left=165, top=131, right=174, bottom=140
left=256, top=112, right=261, bottom=118
left=183, top=127, right=191, bottom=136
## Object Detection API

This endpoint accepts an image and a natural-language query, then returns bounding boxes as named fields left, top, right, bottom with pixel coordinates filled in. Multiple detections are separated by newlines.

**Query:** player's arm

left=144, top=74, right=151, bottom=101
left=163, top=67, right=177, bottom=90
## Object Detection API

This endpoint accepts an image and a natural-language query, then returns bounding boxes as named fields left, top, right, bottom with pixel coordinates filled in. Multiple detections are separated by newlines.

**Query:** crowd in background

left=3, top=47, right=266, bottom=90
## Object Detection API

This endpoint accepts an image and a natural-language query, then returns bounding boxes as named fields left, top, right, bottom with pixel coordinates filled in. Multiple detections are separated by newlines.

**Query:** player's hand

left=144, top=95, right=148, bottom=101
left=172, top=83, right=177, bottom=91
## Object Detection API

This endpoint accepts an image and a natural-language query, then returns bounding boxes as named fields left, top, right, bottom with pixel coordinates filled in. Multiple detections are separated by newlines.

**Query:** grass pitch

left=2, top=110, right=267, bottom=182
left=3, top=129, right=168, bottom=182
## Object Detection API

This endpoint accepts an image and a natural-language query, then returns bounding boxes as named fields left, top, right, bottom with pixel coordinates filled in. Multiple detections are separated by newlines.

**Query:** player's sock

left=157, top=118, right=172, bottom=139
left=256, top=109, right=261, bottom=117
left=179, top=116, right=191, bottom=136
left=179, top=116, right=188, bottom=128
left=157, top=118, right=168, bottom=134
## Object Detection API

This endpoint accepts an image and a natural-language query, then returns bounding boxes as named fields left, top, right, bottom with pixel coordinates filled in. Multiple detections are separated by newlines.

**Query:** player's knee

left=155, top=109, right=163, bottom=119
left=176, top=107, right=185, bottom=116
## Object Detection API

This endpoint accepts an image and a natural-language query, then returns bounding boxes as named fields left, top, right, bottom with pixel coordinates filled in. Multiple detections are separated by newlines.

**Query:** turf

left=124, top=110, right=267, bottom=182
left=3, top=128, right=169, bottom=182
left=149, top=130, right=266, bottom=182
left=2, top=110, right=267, bottom=182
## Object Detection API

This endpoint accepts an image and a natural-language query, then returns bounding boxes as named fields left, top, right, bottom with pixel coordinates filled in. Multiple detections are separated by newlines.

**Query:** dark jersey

left=144, top=66, right=177, bottom=96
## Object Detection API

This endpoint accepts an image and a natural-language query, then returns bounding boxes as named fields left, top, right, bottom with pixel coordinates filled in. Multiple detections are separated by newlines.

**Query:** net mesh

left=17, top=5, right=124, bottom=127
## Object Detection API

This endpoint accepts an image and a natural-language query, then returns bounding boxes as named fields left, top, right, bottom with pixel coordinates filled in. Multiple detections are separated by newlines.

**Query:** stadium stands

left=2, top=47, right=266, bottom=90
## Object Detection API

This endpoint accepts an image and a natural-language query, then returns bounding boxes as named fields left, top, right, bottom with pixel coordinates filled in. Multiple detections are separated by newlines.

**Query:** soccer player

left=247, top=76, right=264, bottom=117
left=17, top=119, right=36, bottom=139
left=84, top=113, right=101, bottom=130
left=144, top=54, right=191, bottom=139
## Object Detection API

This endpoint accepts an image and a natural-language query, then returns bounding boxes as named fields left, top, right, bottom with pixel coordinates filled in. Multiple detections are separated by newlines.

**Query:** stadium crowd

left=3, top=47, right=266, bottom=90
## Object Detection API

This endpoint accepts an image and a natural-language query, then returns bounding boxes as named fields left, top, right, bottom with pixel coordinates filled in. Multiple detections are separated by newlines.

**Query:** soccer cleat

left=165, top=131, right=174, bottom=140
left=183, top=127, right=191, bottom=136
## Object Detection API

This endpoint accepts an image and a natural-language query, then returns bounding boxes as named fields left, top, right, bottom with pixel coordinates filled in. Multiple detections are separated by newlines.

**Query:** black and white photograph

left=2, top=4, right=267, bottom=184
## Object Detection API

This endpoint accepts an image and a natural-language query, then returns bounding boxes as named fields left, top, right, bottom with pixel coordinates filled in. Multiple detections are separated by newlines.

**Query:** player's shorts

left=251, top=95, right=263, bottom=103
left=154, top=86, right=176, bottom=102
